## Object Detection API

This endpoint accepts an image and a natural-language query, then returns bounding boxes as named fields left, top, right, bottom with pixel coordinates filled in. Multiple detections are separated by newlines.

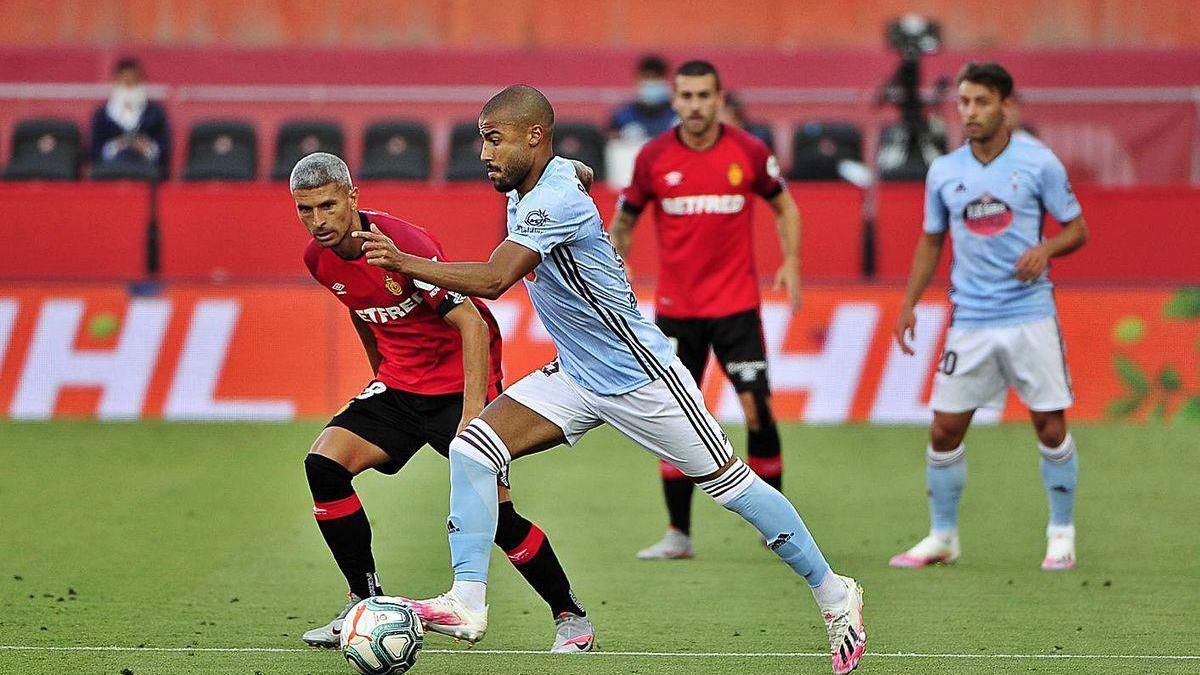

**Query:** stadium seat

left=183, top=120, right=257, bottom=181
left=446, top=121, right=486, bottom=182
left=271, top=120, right=344, bottom=181
left=552, top=122, right=606, bottom=181
left=359, top=121, right=431, bottom=181
left=90, top=159, right=161, bottom=181
left=3, top=118, right=81, bottom=181
left=876, top=122, right=948, bottom=182
left=787, top=122, right=862, bottom=181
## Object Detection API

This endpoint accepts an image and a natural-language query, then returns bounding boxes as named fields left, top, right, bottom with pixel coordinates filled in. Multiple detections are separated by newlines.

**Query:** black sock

left=662, top=473, right=695, bottom=535
left=746, top=393, right=783, bottom=492
left=305, top=453, right=382, bottom=599
left=494, top=502, right=585, bottom=618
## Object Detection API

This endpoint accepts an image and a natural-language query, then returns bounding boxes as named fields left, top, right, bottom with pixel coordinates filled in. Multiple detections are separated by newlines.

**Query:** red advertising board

left=1, top=284, right=1196, bottom=424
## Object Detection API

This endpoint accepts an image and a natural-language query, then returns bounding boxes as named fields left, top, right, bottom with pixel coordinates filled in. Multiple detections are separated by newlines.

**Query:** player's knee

left=739, top=390, right=774, bottom=431
left=929, top=423, right=965, bottom=453
left=305, top=452, right=355, bottom=500
left=1033, top=413, right=1067, bottom=447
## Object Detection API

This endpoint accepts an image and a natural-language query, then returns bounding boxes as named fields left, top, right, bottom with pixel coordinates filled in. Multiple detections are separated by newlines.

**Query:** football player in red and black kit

left=290, top=152, right=594, bottom=652
left=610, top=60, right=803, bottom=560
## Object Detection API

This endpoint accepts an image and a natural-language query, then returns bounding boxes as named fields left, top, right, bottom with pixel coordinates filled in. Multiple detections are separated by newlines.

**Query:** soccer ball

left=339, top=596, right=424, bottom=675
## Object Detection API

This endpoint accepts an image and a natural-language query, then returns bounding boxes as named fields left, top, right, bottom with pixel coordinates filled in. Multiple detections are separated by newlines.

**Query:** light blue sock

left=719, top=475, right=831, bottom=587
left=447, top=423, right=508, bottom=583
left=1039, top=434, right=1078, bottom=527
left=927, top=444, right=967, bottom=534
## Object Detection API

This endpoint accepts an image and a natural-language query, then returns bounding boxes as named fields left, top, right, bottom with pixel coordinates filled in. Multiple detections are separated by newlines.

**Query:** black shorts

left=326, top=381, right=501, bottom=475
left=655, top=308, right=770, bottom=394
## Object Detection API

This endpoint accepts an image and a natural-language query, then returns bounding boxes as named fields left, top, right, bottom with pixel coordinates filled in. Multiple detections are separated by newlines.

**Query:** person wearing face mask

left=90, top=57, right=171, bottom=178
left=609, top=55, right=678, bottom=141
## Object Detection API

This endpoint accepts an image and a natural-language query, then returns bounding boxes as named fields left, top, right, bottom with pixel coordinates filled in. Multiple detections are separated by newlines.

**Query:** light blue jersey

left=505, top=156, right=675, bottom=395
left=924, top=135, right=1082, bottom=327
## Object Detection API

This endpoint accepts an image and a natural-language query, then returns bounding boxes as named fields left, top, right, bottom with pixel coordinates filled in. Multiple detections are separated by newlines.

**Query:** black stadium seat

left=787, top=122, right=863, bottom=181
left=90, top=158, right=161, bottom=181
left=4, top=118, right=81, bottom=181
left=446, top=121, right=486, bottom=182
left=552, top=122, right=606, bottom=181
left=183, top=120, right=257, bottom=181
left=271, top=120, right=344, bottom=181
left=360, top=121, right=431, bottom=180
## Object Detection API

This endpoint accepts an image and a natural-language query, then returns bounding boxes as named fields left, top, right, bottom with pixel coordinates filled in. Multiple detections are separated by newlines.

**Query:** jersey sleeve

left=1037, top=152, right=1083, bottom=223
left=750, top=143, right=786, bottom=200
left=505, top=186, right=588, bottom=259
left=617, top=145, right=656, bottom=215
left=922, top=164, right=950, bottom=234
left=396, top=227, right=467, bottom=316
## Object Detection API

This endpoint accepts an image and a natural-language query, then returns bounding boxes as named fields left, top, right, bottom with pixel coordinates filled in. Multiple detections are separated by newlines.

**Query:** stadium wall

left=2, top=0, right=1199, bottom=48
left=1, top=183, right=1195, bottom=283
left=0, top=285, right=1196, bottom=424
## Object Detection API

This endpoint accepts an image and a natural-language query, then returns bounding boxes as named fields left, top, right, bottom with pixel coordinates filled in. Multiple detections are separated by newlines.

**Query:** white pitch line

left=0, top=646, right=1197, bottom=660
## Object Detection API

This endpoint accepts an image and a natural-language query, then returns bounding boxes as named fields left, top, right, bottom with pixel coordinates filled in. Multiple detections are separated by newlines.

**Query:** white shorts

left=503, top=357, right=740, bottom=480
left=930, top=315, right=1074, bottom=414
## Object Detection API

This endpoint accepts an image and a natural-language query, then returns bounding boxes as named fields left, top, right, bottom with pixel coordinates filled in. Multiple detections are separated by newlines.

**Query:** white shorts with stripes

left=502, top=356, right=755, bottom=504
left=930, top=315, right=1074, bottom=414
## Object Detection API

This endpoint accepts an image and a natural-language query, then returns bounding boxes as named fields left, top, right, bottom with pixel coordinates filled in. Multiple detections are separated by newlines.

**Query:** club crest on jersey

left=525, top=209, right=549, bottom=228
left=384, top=275, right=403, bottom=296
left=963, top=193, right=1014, bottom=237
left=727, top=162, right=744, bottom=187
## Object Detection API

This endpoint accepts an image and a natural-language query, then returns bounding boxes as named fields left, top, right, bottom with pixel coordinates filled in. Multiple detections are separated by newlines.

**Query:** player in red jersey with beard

left=290, top=152, right=594, bottom=653
left=610, top=60, right=803, bottom=560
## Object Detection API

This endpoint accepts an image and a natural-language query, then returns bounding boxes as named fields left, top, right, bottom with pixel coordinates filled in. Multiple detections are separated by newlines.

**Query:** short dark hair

left=956, top=61, right=1014, bottom=99
left=637, top=54, right=668, bottom=77
left=674, top=60, right=721, bottom=91
left=114, top=57, right=142, bottom=76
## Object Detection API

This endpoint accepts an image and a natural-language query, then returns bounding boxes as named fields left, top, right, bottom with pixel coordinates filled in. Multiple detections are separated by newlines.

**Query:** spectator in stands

left=609, top=55, right=677, bottom=140
left=90, top=57, right=170, bottom=177
left=720, top=91, right=774, bottom=148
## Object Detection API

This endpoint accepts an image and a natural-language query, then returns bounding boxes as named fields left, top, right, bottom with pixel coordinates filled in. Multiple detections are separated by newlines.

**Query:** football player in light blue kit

left=352, top=85, right=867, bottom=674
left=890, top=62, right=1089, bottom=571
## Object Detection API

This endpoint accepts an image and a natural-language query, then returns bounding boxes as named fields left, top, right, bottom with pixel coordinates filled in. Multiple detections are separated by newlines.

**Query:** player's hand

left=1015, top=244, right=1050, bottom=282
left=352, top=224, right=406, bottom=273
left=773, top=263, right=802, bottom=313
left=895, top=305, right=917, bottom=356
left=457, top=408, right=482, bottom=436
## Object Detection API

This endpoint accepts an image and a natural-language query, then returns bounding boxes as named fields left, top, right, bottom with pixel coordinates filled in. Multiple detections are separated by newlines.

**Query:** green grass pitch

left=0, top=421, right=1196, bottom=674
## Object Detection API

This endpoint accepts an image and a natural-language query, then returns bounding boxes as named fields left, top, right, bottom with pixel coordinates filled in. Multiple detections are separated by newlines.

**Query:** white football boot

left=822, top=575, right=866, bottom=674
left=301, top=593, right=361, bottom=649
left=549, top=612, right=595, bottom=653
left=888, top=532, right=961, bottom=568
left=636, top=528, right=694, bottom=560
left=397, top=592, right=488, bottom=643
left=1042, top=524, right=1077, bottom=571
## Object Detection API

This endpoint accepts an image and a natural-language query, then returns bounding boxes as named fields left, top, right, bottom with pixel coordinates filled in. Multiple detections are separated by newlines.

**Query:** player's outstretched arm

left=1015, top=216, right=1089, bottom=281
left=895, top=231, right=947, bottom=355
left=349, top=310, right=383, bottom=375
left=768, top=189, right=803, bottom=312
left=441, top=301, right=490, bottom=433
left=354, top=225, right=540, bottom=299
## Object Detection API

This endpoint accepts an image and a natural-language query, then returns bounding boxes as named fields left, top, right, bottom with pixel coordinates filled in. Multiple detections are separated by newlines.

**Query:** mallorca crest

left=384, top=275, right=403, bottom=296
left=727, top=162, right=744, bottom=187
